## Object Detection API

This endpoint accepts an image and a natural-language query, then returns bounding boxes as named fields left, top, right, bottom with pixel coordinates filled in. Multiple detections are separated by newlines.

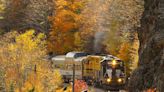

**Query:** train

left=51, top=52, right=127, bottom=90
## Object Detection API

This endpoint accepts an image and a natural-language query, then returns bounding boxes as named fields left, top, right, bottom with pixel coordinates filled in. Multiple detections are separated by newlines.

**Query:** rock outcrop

left=129, top=0, right=164, bottom=91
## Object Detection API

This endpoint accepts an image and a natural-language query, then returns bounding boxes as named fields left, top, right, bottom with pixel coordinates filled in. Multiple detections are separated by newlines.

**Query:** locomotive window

left=76, top=65, right=81, bottom=70
left=67, top=64, right=73, bottom=70
left=117, top=60, right=123, bottom=66
left=116, top=69, right=121, bottom=77
left=54, top=64, right=60, bottom=68
left=84, top=60, right=89, bottom=64
left=106, top=69, right=112, bottom=78
left=54, top=64, right=65, bottom=69
left=66, top=64, right=82, bottom=70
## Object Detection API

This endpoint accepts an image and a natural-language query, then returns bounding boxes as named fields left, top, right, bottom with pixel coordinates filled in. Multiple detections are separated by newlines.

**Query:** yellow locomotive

left=82, top=55, right=126, bottom=91
left=82, top=55, right=103, bottom=84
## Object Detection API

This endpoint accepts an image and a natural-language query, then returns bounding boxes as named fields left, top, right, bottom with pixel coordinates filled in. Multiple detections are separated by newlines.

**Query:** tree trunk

left=128, top=0, right=164, bottom=92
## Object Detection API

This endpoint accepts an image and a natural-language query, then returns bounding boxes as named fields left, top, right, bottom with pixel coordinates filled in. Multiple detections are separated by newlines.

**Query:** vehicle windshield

left=105, top=69, right=124, bottom=78
left=106, top=69, right=112, bottom=78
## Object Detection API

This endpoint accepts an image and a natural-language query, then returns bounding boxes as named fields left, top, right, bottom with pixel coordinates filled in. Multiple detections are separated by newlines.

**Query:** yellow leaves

left=0, top=0, right=5, bottom=13
left=3, top=29, right=46, bottom=66
left=0, top=4, right=4, bottom=10
left=52, top=70, right=63, bottom=85
left=14, top=29, right=46, bottom=57
left=117, top=42, right=130, bottom=62
left=14, top=72, right=44, bottom=92
left=21, top=69, right=62, bottom=92
left=16, top=29, right=36, bottom=51
left=21, top=81, right=33, bottom=92
left=0, top=30, right=51, bottom=92
left=55, top=0, right=84, bottom=12
left=8, top=44, right=16, bottom=51
left=74, top=32, right=84, bottom=51
left=56, top=0, right=67, bottom=9
left=37, top=33, right=45, bottom=40
left=56, top=88, right=65, bottom=92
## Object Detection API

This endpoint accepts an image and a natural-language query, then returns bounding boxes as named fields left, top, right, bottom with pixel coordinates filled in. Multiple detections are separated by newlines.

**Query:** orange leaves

left=48, top=32, right=75, bottom=54
left=48, top=0, right=84, bottom=54
left=117, top=42, right=131, bottom=62
left=74, top=80, right=88, bottom=92
left=56, top=0, right=67, bottom=7
left=52, top=9, right=81, bottom=32
left=144, top=88, right=157, bottom=92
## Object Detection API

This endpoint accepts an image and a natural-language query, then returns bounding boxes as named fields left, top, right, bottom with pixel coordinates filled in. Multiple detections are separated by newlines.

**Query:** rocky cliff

left=129, top=0, right=164, bottom=91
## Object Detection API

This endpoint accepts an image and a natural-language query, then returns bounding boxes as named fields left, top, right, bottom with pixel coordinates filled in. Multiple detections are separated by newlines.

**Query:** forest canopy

left=0, top=0, right=147, bottom=92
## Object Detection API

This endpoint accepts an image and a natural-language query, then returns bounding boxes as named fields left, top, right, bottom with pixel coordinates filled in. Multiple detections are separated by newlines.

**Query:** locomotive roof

left=100, top=55, right=121, bottom=62
left=74, top=56, right=87, bottom=62
left=87, top=55, right=103, bottom=58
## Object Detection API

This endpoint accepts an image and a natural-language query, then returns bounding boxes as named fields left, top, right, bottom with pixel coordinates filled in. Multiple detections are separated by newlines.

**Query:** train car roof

left=51, top=55, right=87, bottom=62
left=51, top=55, right=66, bottom=61
left=66, top=51, right=88, bottom=58
left=66, top=52, right=77, bottom=58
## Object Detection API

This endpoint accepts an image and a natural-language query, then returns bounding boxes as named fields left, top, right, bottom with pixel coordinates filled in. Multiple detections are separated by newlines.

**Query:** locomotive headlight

left=112, top=60, right=117, bottom=66
left=117, top=78, right=122, bottom=83
left=107, top=78, right=111, bottom=82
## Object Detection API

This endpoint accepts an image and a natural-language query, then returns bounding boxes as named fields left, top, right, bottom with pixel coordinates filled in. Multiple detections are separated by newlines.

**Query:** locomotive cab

left=100, top=59, right=126, bottom=90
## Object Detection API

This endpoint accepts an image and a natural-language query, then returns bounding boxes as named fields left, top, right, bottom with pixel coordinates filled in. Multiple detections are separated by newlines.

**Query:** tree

left=48, top=0, right=84, bottom=54
left=0, top=30, right=62, bottom=92
left=78, top=0, right=143, bottom=54
left=79, top=0, right=111, bottom=53
left=18, top=69, right=62, bottom=92
left=0, top=0, right=53, bottom=33
left=117, top=42, right=132, bottom=76
left=0, top=68, right=5, bottom=91
left=104, top=0, right=143, bottom=55
left=0, top=0, right=5, bottom=18
left=0, top=0, right=6, bottom=35
left=0, top=0, right=28, bottom=31
left=24, top=0, right=54, bottom=33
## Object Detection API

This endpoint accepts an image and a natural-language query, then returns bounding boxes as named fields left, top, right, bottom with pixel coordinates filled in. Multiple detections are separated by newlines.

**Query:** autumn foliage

left=0, top=0, right=145, bottom=91
left=59, top=80, right=88, bottom=92
left=0, top=30, right=62, bottom=92
left=74, top=80, right=88, bottom=92
left=48, top=0, right=84, bottom=54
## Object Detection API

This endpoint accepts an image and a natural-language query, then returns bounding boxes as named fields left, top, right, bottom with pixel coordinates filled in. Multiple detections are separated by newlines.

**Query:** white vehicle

left=51, top=52, right=88, bottom=82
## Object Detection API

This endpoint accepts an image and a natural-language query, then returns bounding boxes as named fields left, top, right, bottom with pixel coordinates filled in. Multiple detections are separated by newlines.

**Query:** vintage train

left=51, top=52, right=127, bottom=90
